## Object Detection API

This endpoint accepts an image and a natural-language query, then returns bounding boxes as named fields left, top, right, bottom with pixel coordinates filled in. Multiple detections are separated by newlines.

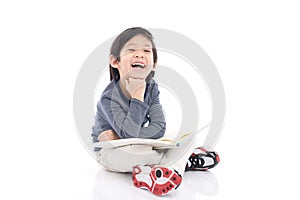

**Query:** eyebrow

left=125, top=43, right=152, bottom=48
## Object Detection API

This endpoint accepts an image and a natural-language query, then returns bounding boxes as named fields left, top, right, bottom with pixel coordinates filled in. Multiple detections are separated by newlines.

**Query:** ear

left=110, top=55, right=119, bottom=69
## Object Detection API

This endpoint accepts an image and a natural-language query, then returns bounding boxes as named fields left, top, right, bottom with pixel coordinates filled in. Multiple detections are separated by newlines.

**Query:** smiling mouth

left=131, top=63, right=145, bottom=69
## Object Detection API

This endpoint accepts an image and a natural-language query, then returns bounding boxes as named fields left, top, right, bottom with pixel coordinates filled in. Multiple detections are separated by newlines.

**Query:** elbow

left=153, top=123, right=166, bottom=139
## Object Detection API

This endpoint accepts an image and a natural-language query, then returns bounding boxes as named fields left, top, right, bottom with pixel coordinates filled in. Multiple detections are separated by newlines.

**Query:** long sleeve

left=98, top=80, right=166, bottom=139
left=100, top=97, right=147, bottom=138
left=91, top=105, right=113, bottom=143
left=138, top=84, right=166, bottom=138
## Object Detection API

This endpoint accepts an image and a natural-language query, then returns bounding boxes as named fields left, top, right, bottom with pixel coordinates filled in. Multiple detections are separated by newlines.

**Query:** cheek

left=118, top=57, right=130, bottom=68
left=146, top=55, right=154, bottom=64
left=148, top=63, right=155, bottom=69
left=121, top=55, right=132, bottom=65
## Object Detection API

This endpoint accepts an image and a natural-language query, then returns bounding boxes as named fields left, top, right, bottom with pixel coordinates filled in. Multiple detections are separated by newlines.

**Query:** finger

left=99, top=133, right=107, bottom=142
left=98, top=135, right=103, bottom=142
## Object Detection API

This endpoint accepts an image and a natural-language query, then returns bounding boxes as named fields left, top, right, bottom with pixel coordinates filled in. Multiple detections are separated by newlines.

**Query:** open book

left=93, top=123, right=210, bottom=149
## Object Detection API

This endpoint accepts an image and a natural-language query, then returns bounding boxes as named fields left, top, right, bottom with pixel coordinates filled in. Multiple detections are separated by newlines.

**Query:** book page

left=93, top=138, right=177, bottom=149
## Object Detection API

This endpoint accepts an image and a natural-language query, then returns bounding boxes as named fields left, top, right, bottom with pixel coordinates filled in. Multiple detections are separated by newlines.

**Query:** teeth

left=132, top=63, right=145, bottom=68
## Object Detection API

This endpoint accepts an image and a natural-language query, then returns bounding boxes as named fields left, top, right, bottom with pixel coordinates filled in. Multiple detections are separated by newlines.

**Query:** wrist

left=130, top=86, right=145, bottom=101
left=131, top=93, right=144, bottom=102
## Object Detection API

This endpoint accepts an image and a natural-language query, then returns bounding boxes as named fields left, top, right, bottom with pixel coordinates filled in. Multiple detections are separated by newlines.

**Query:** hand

left=125, top=77, right=146, bottom=101
left=98, top=129, right=120, bottom=142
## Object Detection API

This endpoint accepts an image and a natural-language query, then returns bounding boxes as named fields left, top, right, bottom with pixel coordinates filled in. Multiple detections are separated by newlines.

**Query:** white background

left=1, top=0, right=299, bottom=199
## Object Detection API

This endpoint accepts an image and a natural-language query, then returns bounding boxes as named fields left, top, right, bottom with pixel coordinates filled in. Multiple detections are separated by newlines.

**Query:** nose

left=134, top=49, right=145, bottom=58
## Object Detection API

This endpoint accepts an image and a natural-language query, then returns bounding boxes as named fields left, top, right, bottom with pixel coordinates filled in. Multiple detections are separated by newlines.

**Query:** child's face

left=111, top=34, right=155, bottom=80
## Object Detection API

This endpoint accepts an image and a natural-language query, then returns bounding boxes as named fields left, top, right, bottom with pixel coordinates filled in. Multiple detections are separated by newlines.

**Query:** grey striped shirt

left=92, top=79, right=166, bottom=144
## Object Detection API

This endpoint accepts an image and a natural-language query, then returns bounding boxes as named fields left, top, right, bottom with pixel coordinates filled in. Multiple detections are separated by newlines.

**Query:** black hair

left=109, top=27, right=157, bottom=82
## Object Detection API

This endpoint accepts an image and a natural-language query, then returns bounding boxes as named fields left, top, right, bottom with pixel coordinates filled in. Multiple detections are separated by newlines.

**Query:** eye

left=127, top=48, right=135, bottom=52
left=143, top=49, right=152, bottom=53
